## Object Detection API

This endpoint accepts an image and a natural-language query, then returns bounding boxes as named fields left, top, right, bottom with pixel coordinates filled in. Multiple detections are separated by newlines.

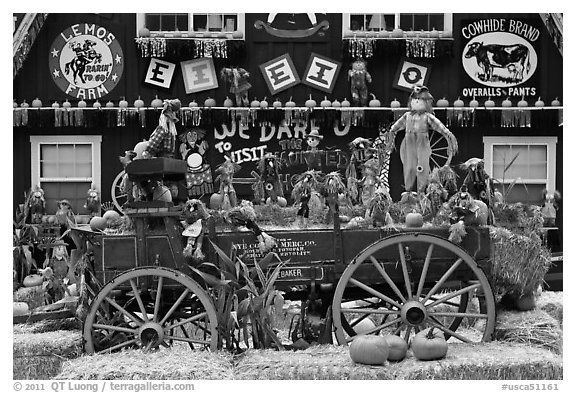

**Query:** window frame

left=342, top=13, right=452, bottom=37
left=136, top=13, right=245, bottom=39
left=30, top=135, right=102, bottom=213
left=483, top=136, right=558, bottom=193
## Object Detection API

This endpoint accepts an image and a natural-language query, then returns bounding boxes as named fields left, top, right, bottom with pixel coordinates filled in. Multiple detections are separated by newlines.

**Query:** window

left=483, top=137, right=558, bottom=204
left=344, top=13, right=451, bottom=34
left=137, top=13, right=245, bottom=36
left=31, top=136, right=102, bottom=215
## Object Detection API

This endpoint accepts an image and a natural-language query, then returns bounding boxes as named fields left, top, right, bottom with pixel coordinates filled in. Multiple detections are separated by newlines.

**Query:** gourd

left=368, top=93, right=381, bottom=107
left=502, top=97, right=512, bottom=107
left=349, top=335, right=389, bottom=365
left=260, top=97, right=269, bottom=108
left=250, top=97, right=260, bottom=108
left=391, top=28, right=404, bottom=38
left=453, top=96, right=464, bottom=108
left=93, top=100, right=102, bottom=109
left=138, top=27, right=151, bottom=37
left=23, top=274, right=43, bottom=287
left=89, top=216, right=108, bottom=231
left=405, top=211, right=423, bottom=228
left=469, top=96, right=479, bottom=108
left=134, top=96, right=145, bottom=108
left=13, top=302, right=30, bottom=316
left=535, top=96, right=545, bottom=107
left=52, top=101, right=60, bottom=108
left=223, top=96, right=234, bottom=108
left=321, top=96, right=332, bottom=108
left=551, top=97, right=561, bottom=106
left=151, top=95, right=163, bottom=108
left=204, top=97, right=216, bottom=108
left=390, top=98, right=401, bottom=108
left=106, top=100, right=115, bottom=108
left=78, top=99, right=87, bottom=108
left=189, top=99, right=199, bottom=108
left=436, top=97, right=449, bottom=107
left=210, top=193, right=223, bottom=209
left=102, top=210, right=120, bottom=223
left=118, top=97, right=128, bottom=108
left=331, top=99, right=341, bottom=108
left=484, top=96, right=495, bottom=108
left=273, top=98, right=283, bottom=108
left=63, top=99, right=72, bottom=109
left=305, top=94, right=317, bottom=108
left=285, top=96, right=296, bottom=108
left=341, top=98, right=351, bottom=107
left=383, top=334, right=408, bottom=361
left=518, top=96, right=528, bottom=107
left=411, top=327, right=448, bottom=360
left=32, top=98, right=42, bottom=108
left=515, top=292, right=536, bottom=311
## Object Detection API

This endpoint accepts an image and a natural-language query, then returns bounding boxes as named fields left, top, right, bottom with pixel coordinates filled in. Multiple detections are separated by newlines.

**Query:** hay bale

left=490, top=227, right=552, bottom=300
left=495, top=308, right=562, bottom=354
left=234, top=342, right=562, bottom=380
left=13, top=330, right=82, bottom=379
left=56, top=347, right=234, bottom=380
left=537, top=291, right=563, bottom=327
left=13, top=318, right=81, bottom=335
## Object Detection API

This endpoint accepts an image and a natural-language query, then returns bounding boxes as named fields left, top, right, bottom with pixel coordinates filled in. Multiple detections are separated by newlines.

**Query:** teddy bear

left=348, top=59, right=372, bottom=106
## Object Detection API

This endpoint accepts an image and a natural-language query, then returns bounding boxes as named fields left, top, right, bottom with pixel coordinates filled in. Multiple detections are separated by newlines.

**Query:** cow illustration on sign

left=465, top=42, right=531, bottom=83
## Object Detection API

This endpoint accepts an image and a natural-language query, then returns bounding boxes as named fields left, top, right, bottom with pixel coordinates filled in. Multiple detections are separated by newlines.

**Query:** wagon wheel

left=111, top=170, right=128, bottom=213
left=333, top=233, right=495, bottom=345
left=428, top=128, right=454, bottom=168
left=84, top=267, right=218, bottom=354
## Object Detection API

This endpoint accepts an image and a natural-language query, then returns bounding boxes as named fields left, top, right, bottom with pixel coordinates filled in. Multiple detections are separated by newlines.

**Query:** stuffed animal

left=83, top=185, right=101, bottom=217
left=181, top=199, right=210, bottom=261
left=221, top=67, right=252, bottom=107
left=225, top=200, right=277, bottom=253
left=254, top=153, right=284, bottom=205
left=214, top=159, right=241, bottom=210
left=542, top=189, right=561, bottom=227
left=142, top=99, right=181, bottom=159
left=345, top=137, right=377, bottom=204
left=291, top=170, right=321, bottom=228
left=348, top=59, right=372, bottom=106
left=388, top=85, right=458, bottom=193
left=447, top=190, right=489, bottom=243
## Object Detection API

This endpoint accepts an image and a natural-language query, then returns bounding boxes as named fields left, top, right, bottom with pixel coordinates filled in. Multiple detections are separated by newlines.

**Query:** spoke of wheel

left=93, top=324, right=138, bottom=334
left=416, top=244, right=435, bottom=298
left=159, top=289, right=190, bottom=325
left=164, top=311, right=208, bottom=331
left=397, top=243, right=412, bottom=299
left=428, top=311, right=488, bottom=319
left=430, top=137, right=444, bottom=149
left=153, top=276, right=164, bottom=322
left=349, top=278, right=402, bottom=309
left=404, top=325, right=412, bottom=342
left=345, top=317, right=402, bottom=343
left=432, top=152, right=449, bottom=160
left=350, top=313, right=370, bottom=326
left=180, top=325, right=194, bottom=350
left=164, top=335, right=211, bottom=346
left=421, top=258, right=463, bottom=303
left=341, top=308, right=400, bottom=316
left=427, top=318, right=472, bottom=343
left=431, top=158, right=441, bottom=168
left=129, top=279, right=149, bottom=322
left=425, top=283, right=481, bottom=308
left=96, top=338, right=139, bottom=354
left=393, top=325, right=404, bottom=335
left=103, top=296, right=143, bottom=326
left=369, top=256, right=406, bottom=302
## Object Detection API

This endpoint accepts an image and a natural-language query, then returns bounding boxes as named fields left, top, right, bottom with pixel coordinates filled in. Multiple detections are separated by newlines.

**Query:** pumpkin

left=223, top=96, right=234, bottom=108
left=391, top=28, right=404, bottom=38
left=250, top=98, right=261, bottom=108
left=518, top=96, right=528, bottom=107
left=106, top=100, right=115, bottom=108
left=484, top=96, right=495, bottom=108
left=119, top=97, right=128, bottom=108
left=78, top=99, right=87, bottom=108
left=266, top=196, right=287, bottom=207
left=138, top=27, right=151, bottom=37
left=331, top=99, right=341, bottom=108
left=151, top=95, right=163, bottom=108
left=535, top=96, right=545, bottom=107
left=453, top=97, right=464, bottom=107
left=204, top=97, right=216, bottom=107
left=189, top=99, right=199, bottom=108
left=469, top=96, right=479, bottom=107
left=63, top=99, right=72, bottom=108
left=305, top=94, right=317, bottom=108
left=321, top=96, right=332, bottom=108
left=51, top=101, right=60, bottom=108
left=405, top=211, right=423, bottom=227
left=368, top=93, right=381, bottom=107
left=232, top=31, right=243, bottom=39
left=210, top=193, right=223, bottom=209
left=390, top=98, right=401, bottom=108
left=134, top=96, right=145, bottom=108
left=377, top=30, right=390, bottom=38
left=436, top=97, right=449, bottom=107
left=153, top=185, right=173, bottom=202
left=260, top=97, right=269, bottom=108
left=21, top=100, right=30, bottom=108
left=32, top=97, right=42, bottom=108
left=341, top=98, right=351, bottom=107
left=502, top=97, right=512, bottom=107
left=13, top=302, right=30, bottom=316
left=273, top=98, right=283, bottom=108
left=285, top=97, right=296, bottom=108
left=383, top=334, right=408, bottom=361
left=90, top=216, right=108, bottom=231
left=133, top=140, right=148, bottom=159
left=515, top=292, right=536, bottom=311
left=429, top=28, right=440, bottom=39
left=13, top=100, right=18, bottom=108
left=93, top=100, right=102, bottom=109
left=23, top=274, right=43, bottom=287
left=551, top=97, right=561, bottom=106
left=349, top=335, right=389, bottom=365
left=351, top=317, right=376, bottom=335
left=405, top=29, right=417, bottom=38
left=103, top=210, right=121, bottom=222
left=411, top=327, right=448, bottom=361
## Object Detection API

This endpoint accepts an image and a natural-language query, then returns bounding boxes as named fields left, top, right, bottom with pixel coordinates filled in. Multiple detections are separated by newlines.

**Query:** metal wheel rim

left=332, top=233, right=495, bottom=345
left=111, top=170, right=127, bottom=213
left=83, top=266, right=218, bottom=354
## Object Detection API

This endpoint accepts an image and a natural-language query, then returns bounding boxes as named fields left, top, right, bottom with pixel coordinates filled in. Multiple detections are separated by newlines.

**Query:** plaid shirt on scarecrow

left=146, top=124, right=176, bottom=158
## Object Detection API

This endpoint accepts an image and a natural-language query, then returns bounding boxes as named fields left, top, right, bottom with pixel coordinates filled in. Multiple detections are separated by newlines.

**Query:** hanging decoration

left=194, top=39, right=227, bottom=58
left=345, top=37, right=375, bottom=58
left=405, top=38, right=436, bottom=58
left=135, top=38, right=246, bottom=60
left=135, top=37, right=167, bottom=58
left=343, top=38, right=452, bottom=60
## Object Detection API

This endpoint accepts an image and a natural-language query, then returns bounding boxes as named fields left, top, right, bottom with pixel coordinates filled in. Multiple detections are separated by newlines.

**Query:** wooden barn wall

left=13, top=13, right=563, bottom=231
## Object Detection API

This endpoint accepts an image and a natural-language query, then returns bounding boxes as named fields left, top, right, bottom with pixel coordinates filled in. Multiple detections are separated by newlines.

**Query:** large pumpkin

left=90, top=216, right=108, bottom=231
left=13, top=302, right=30, bottom=316
left=153, top=185, right=173, bottom=202
left=210, top=193, right=223, bottom=209
left=23, top=274, right=43, bottom=287
left=405, top=211, right=424, bottom=228
left=411, top=327, right=448, bottom=361
left=349, top=335, right=389, bottom=365
left=515, top=293, right=536, bottom=311
left=266, top=196, right=287, bottom=207
left=103, top=210, right=121, bottom=223
left=383, top=334, right=408, bottom=361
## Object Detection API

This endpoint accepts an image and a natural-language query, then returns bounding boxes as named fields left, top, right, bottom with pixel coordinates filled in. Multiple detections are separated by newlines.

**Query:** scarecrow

left=388, top=85, right=458, bottom=193
left=220, top=67, right=252, bottom=107
left=291, top=170, right=321, bottom=228
left=348, top=59, right=372, bottom=106
left=142, top=98, right=181, bottom=159
left=447, top=189, right=489, bottom=244
left=179, top=128, right=214, bottom=197
left=25, top=185, right=46, bottom=224
left=40, top=239, right=74, bottom=302
left=181, top=199, right=210, bottom=261
left=254, top=153, right=284, bottom=205
left=346, top=137, right=377, bottom=204
left=214, top=159, right=241, bottom=210
left=359, top=158, right=381, bottom=207
left=303, top=128, right=324, bottom=171
left=55, top=199, right=75, bottom=228
left=322, top=171, right=347, bottom=224
left=83, top=185, right=101, bottom=217
left=542, top=189, right=561, bottom=227
left=366, top=188, right=394, bottom=227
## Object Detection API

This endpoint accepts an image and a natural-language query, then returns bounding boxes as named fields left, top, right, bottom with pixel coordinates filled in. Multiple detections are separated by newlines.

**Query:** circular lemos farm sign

left=462, top=31, right=538, bottom=88
left=49, top=23, right=124, bottom=99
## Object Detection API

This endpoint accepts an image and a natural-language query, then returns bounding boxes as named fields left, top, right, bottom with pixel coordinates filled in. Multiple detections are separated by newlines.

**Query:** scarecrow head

left=306, top=128, right=323, bottom=149
left=161, top=99, right=182, bottom=122
left=408, top=84, right=434, bottom=113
